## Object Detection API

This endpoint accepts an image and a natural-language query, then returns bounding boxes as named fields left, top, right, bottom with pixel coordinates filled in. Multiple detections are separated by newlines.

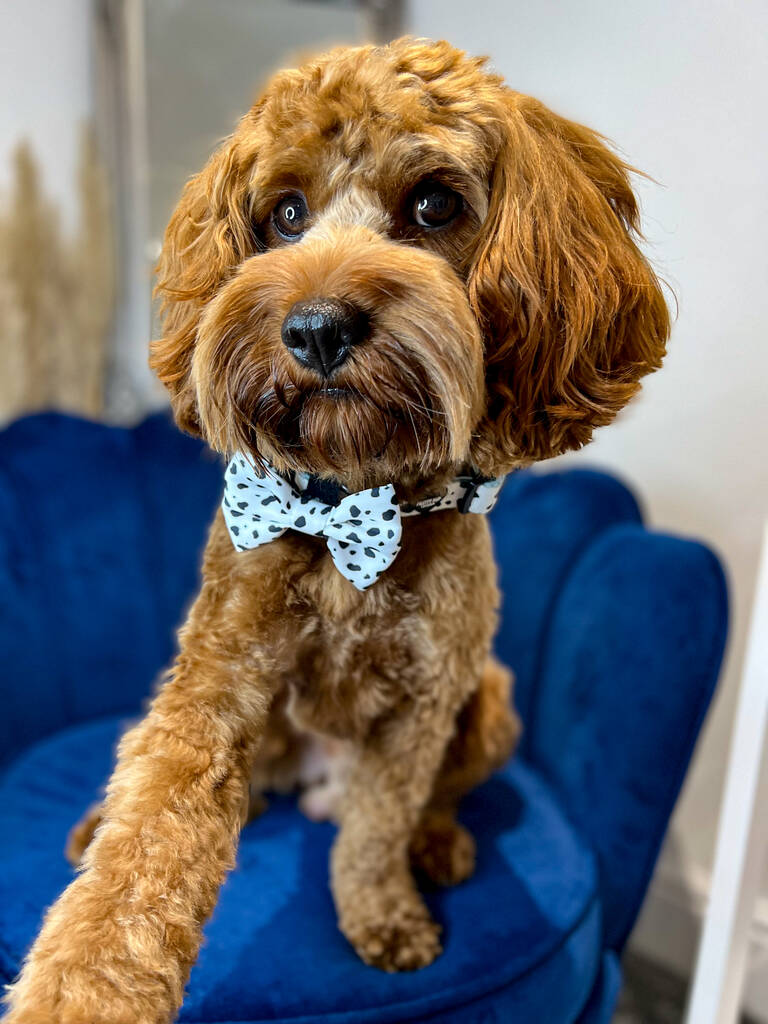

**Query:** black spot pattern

left=221, top=453, right=506, bottom=591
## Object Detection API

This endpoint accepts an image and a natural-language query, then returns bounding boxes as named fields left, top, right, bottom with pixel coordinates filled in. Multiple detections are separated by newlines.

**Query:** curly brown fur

left=5, top=36, right=668, bottom=1023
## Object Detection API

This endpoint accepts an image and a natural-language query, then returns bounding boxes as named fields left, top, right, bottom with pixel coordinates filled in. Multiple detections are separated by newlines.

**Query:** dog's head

left=152, top=38, right=669, bottom=488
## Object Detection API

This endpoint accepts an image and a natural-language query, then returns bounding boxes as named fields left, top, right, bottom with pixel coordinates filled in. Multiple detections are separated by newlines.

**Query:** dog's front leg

left=4, top=576, right=277, bottom=1024
left=331, top=686, right=466, bottom=972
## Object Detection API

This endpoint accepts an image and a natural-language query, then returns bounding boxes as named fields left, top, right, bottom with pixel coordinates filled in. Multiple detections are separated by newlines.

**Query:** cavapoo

left=4, top=36, right=668, bottom=1024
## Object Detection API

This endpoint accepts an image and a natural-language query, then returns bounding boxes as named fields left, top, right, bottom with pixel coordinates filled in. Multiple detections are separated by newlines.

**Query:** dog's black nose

left=281, top=299, right=366, bottom=377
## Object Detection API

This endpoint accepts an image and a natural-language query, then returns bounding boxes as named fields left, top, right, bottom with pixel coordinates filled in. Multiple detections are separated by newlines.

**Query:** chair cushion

left=0, top=717, right=603, bottom=1024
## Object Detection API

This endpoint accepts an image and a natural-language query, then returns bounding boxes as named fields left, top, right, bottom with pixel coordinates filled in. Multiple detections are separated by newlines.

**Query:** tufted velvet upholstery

left=0, top=413, right=727, bottom=1023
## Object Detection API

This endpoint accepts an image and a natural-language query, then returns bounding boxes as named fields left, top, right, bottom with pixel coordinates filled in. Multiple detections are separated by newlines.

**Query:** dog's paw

left=343, top=901, right=442, bottom=972
left=4, top=961, right=179, bottom=1024
left=64, top=802, right=103, bottom=866
left=3, top=968, right=160, bottom=1024
left=411, top=816, right=476, bottom=887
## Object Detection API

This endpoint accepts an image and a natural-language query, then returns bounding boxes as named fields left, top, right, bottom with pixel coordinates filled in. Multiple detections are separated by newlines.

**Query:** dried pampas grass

left=0, top=127, right=115, bottom=425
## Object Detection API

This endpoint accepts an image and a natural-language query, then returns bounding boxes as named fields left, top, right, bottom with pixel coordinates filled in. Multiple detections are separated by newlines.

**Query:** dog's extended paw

left=342, top=898, right=442, bottom=972
left=3, top=968, right=162, bottom=1024
left=411, top=816, right=476, bottom=887
left=3, top=872, right=183, bottom=1024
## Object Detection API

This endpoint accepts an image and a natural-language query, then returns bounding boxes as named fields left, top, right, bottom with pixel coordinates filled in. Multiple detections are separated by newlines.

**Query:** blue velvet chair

left=0, top=412, right=727, bottom=1024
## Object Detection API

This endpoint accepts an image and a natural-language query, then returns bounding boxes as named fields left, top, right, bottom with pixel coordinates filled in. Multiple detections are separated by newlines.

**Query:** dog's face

left=152, top=38, right=669, bottom=488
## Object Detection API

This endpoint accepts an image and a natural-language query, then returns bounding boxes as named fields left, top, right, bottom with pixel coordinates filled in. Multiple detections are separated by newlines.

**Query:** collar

left=289, top=468, right=503, bottom=516
left=222, top=455, right=505, bottom=590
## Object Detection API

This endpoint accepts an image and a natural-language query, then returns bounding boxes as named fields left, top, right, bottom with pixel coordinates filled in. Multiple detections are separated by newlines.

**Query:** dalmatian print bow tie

left=222, top=453, right=505, bottom=591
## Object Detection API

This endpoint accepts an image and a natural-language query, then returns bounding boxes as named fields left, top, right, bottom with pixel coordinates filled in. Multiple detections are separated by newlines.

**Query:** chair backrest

left=489, top=467, right=643, bottom=754
left=0, top=412, right=221, bottom=769
left=490, top=476, right=728, bottom=950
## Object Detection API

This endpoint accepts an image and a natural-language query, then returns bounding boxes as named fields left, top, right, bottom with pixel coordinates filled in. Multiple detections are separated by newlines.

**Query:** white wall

left=408, top=0, right=768, bottom=1011
left=0, top=0, right=92, bottom=229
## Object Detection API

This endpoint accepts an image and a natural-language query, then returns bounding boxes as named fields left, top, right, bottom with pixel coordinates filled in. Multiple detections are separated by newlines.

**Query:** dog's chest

left=282, top=584, right=433, bottom=741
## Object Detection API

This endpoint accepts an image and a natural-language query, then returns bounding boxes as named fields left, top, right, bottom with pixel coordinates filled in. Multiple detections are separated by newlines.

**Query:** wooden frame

left=686, top=522, right=768, bottom=1023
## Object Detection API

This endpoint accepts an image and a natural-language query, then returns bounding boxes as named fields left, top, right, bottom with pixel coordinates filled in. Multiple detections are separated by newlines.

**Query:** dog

left=4, top=37, right=669, bottom=1024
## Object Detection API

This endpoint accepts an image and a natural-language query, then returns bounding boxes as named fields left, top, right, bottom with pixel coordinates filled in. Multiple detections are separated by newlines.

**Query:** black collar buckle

left=457, top=474, right=491, bottom=514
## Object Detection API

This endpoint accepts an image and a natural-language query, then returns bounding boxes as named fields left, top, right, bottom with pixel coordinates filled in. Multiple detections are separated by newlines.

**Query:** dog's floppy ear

left=150, top=135, right=253, bottom=436
left=469, top=95, right=670, bottom=472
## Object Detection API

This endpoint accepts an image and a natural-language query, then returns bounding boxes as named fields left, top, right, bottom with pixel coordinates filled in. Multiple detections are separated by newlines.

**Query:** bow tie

left=222, top=454, right=505, bottom=590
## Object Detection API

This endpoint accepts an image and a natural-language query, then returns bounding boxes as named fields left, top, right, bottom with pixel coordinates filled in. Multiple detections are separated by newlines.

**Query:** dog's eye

left=411, top=183, right=462, bottom=228
left=272, top=194, right=308, bottom=240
